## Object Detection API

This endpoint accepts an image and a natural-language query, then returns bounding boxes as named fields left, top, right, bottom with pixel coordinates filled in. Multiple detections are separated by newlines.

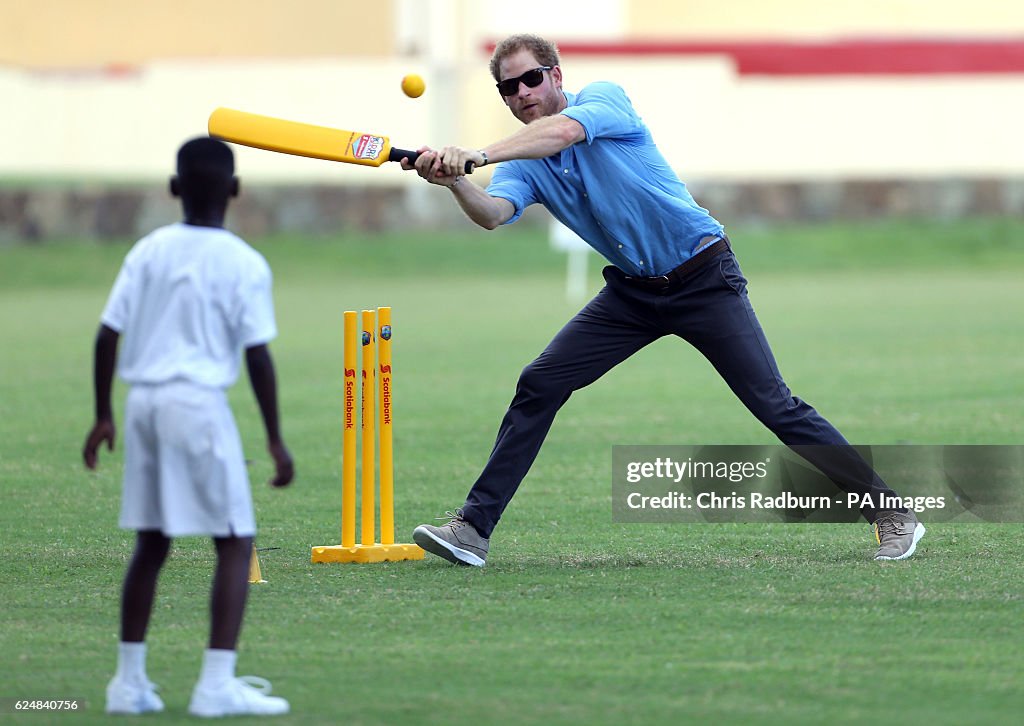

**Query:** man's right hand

left=401, top=145, right=515, bottom=230
left=400, top=146, right=461, bottom=187
left=268, top=440, right=294, bottom=488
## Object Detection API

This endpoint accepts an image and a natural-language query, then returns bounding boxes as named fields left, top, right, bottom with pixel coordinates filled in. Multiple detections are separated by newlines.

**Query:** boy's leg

left=107, top=530, right=170, bottom=715
left=210, top=535, right=252, bottom=650
left=120, top=530, right=171, bottom=641
left=188, top=535, right=289, bottom=717
left=194, top=535, right=252, bottom=697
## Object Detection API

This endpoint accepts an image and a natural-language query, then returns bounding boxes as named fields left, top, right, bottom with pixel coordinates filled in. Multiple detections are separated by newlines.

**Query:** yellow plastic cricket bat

left=208, top=107, right=473, bottom=172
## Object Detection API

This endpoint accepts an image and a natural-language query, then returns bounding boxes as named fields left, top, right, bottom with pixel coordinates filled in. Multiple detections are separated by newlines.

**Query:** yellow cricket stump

left=378, top=306, right=395, bottom=545
left=312, top=306, right=423, bottom=564
left=341, top=311, right=358, bottom=549
left=360, top=310, right=376, bottom=546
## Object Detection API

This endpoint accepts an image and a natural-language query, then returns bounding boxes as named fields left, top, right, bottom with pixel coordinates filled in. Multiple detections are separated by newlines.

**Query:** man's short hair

left=489, top=34, right=561, bottom=81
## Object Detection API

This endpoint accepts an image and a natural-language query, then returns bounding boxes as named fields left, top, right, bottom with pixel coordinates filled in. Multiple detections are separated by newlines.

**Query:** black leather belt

left=622, top=235, right=730, bottom=291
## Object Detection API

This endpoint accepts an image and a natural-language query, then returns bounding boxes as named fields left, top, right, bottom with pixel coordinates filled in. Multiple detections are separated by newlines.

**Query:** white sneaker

left=188, top=675, right=289, bottom=717
left=106, top=676, right=165, bottom=715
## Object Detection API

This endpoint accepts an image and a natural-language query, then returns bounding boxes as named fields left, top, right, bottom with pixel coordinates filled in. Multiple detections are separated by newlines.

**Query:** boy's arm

left=83, top=324, right=120, bottom=469
left=245, top=343, right=294, bottom=488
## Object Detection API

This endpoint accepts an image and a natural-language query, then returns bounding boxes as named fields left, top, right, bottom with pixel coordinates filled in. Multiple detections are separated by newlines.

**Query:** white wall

left=2, top=61, right=437, bottom=184
left=562, top=59, right=1024, bottom=181
left=3, top=57, right=1023, bottom=183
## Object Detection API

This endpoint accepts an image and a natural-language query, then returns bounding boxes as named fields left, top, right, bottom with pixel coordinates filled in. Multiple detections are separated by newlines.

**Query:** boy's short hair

left=176, top=137, right=234, bottom=200
left=178, top=137, right=233, bottom=178
left=489, top=34, right=561, bottom=81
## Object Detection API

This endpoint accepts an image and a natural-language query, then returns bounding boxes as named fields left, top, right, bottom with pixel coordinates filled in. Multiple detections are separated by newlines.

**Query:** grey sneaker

left=413, top=510, right=489, bottom=567
left=873, top=511, right=926, bottom=560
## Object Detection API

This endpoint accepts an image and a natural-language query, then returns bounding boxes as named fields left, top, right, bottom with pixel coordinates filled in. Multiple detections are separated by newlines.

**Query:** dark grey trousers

left=461, top=248, right=901, bottom=537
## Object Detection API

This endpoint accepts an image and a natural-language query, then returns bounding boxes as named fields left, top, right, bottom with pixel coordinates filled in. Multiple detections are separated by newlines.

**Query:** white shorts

left=120, top=382, right=256, bottom=537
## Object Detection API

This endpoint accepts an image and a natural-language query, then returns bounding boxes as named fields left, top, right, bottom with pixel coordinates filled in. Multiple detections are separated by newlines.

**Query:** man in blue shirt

left=405, top=33, right=924, bottom=565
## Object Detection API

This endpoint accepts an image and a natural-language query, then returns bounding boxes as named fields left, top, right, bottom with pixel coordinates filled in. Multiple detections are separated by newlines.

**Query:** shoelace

left=873, top=515, right=903, bottom=539
left=436, top=509, right=466, bottom=525
left=237, top=676, right=273, bottom=695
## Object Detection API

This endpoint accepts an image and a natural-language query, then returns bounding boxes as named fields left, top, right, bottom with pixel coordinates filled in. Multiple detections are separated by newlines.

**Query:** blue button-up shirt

left=487, top=83, right=724, bottom=276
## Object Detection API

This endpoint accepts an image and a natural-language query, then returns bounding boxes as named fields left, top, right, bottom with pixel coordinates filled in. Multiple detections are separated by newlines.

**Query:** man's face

left=497, top=49, right=564, bottom=124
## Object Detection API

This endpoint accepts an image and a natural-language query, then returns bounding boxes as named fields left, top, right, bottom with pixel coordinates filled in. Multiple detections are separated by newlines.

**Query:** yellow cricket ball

left=401, top=74, right=426, bottom=98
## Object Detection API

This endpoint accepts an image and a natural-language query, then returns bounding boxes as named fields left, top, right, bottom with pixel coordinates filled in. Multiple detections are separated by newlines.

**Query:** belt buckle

left=653, top=275, right=671, bottom=288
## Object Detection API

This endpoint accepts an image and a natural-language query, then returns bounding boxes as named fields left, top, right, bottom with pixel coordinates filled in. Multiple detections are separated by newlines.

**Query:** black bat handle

left=389, top=147, right=475, bottom=174
left=389, top=147, right=420, bottom=165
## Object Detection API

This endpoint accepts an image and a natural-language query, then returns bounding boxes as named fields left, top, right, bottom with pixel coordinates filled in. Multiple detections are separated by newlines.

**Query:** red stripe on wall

left=484, top=39, right=1024, bottom=75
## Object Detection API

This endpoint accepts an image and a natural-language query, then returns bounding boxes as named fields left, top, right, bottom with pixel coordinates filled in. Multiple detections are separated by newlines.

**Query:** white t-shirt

left=101, top=223, right=277, bottom=388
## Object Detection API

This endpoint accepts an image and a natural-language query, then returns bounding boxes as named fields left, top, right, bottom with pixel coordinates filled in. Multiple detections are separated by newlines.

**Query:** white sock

left=115, top=641, right=148, bottom=684
left=199, top=649, right=237, bottom=688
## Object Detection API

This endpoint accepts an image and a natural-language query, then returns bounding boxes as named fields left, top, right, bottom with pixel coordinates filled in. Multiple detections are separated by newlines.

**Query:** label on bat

left=351, top=134, right=386, bottom=161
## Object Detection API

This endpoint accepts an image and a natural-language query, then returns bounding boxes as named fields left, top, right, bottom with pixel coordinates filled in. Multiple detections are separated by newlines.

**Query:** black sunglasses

left=496, top=66, right=552, bottom=97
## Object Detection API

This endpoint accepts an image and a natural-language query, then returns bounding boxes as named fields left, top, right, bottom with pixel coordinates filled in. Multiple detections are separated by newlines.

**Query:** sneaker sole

left=188, top=705, right=290, bottom=718
left=106, top=705, right=164, bottom=715
left=875, top=523, right=926, bottom=561
left=413, top=526, right=486, bottom=567
left=188, top=699, right=289, bottom=718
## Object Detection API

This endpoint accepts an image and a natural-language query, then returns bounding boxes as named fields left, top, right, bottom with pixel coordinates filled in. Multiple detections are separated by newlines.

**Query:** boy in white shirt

left=83, top=137, right=294, bottom=717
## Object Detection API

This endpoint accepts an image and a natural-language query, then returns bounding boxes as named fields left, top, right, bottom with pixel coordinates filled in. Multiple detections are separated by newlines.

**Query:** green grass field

left=2, top=218, right=1023, bottom=724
